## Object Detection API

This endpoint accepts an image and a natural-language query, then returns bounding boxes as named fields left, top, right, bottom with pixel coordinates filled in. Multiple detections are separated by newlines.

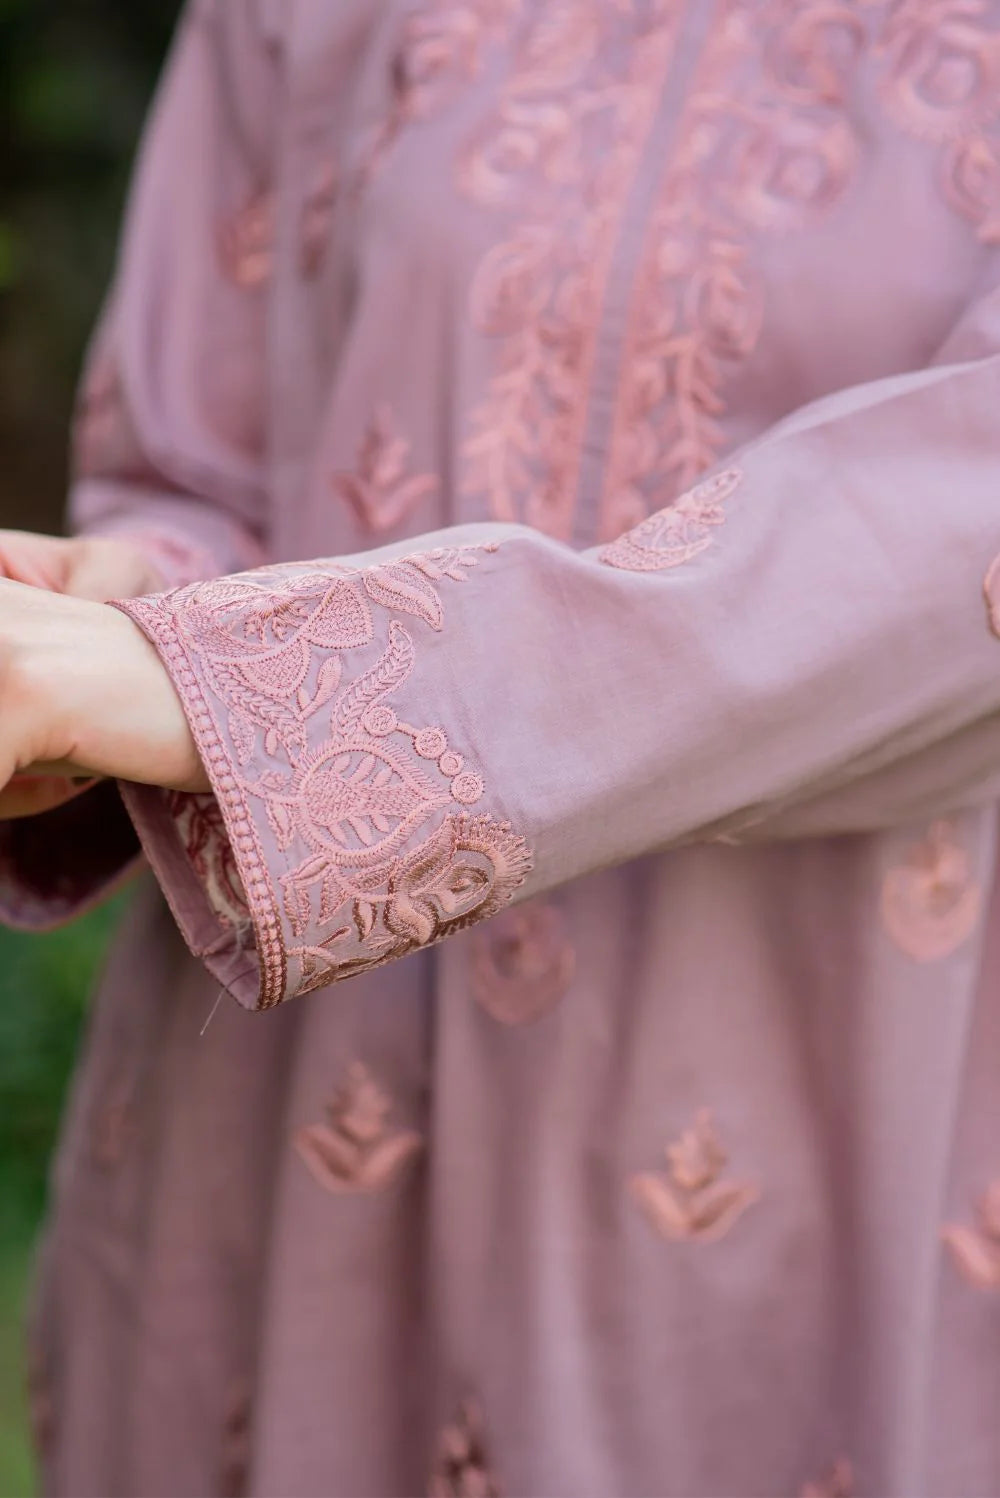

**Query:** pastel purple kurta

left=5, top=2, right=1000, bottom=1493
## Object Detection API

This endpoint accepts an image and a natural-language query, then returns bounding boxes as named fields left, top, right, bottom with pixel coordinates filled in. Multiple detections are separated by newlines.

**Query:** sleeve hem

left=112, top=596, right=286, bottom=1010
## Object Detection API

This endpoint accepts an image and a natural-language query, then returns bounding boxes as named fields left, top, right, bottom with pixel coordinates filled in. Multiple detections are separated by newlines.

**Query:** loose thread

left=200, top=988, right=226, bottom=1037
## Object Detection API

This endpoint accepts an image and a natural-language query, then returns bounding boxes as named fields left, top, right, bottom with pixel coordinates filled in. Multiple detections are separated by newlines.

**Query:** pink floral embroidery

left=219, top=1380, right=252, bottom=1498
left=168, top=791, right=252, bottom=930
left=429, top=1398, right=501, bottom=1498
left=630, top=1109, right=760, bottom=1244
left=460, top=1, right=688, bottom=537
left=601, top=0, right=863, bottom=537
left=218, top=188, right=274, bottom=288
left=943, top=1180, right=1000, bottom=1289
left=295, top=1062, right=423, bottom=1194
left=880, top=820, right=982, bottom=962
left=122, top=543, right=532, bottom=1007
left=800, top=1457, right=855, bottom=1498
left=598, top=469, right=742, bottom=573
left=873, top=0, right=1000, bottom=244
left=470, top=898, right=574, bottom=1024
left=331, top=407, right=439, bottom=533
left=299, top=156, right=340, bottom=276
left=983, top=549, right=1000, bottom=637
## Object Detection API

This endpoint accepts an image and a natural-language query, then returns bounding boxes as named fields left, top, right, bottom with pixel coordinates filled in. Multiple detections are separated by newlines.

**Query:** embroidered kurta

left=4, top=2, right=1000, bottom=1494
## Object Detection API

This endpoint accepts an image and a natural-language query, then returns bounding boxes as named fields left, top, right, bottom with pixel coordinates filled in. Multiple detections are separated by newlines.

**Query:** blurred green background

left=1, top=2, right=180, bottom=1491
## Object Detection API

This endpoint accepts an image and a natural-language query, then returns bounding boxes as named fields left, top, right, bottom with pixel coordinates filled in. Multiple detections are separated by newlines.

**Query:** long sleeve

left=0, top=0, right=277, bottom=930
left=114, top=277, right=1000, bottom=1009
left=68, top=0, right=277, bottom=582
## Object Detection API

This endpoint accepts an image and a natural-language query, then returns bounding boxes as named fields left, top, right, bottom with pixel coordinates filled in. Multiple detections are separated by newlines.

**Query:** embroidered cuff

left=114, top=544, right=532, bottom=1010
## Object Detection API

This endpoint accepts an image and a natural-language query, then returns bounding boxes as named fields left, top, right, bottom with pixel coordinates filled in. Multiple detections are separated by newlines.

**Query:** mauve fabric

left=4, top=2, right=1000, bottom=1494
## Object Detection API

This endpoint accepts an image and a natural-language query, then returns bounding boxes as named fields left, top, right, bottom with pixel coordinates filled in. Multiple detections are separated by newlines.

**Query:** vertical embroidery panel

left=630, top=1109, right=760, bottom=1243
left=880, top=820, right=982, bottom=962
left=294, top=1062, right=423, bottom=1194
left=459, top=0, right=689, bottom=538
left=600, top=0, right=865, bottom=539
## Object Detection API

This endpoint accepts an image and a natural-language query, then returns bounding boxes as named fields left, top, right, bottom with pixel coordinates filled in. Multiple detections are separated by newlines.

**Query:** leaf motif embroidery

left=331, top=407, right=439, bottom=533
left=598, top=469, right=741, bottom=573
left=294, top=1063, right=423, bottom=1194
left=630, top=1110, right=759, bottom=1244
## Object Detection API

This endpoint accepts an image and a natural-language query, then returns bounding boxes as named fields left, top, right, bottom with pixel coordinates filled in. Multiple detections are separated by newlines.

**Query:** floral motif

left=121, top=542, right=532, bottom=1006
left=295, top=1062, right=423, bottom=1194
left=598, top=469, right=741, bottom=572
left=800, top=1457, right=855, bottom=1498
left=873, top=0, right=1000, bottom=244
left=943, top=1180, right=1000, bottom=1288
left=469, top=898, right=575, bottom=1024
left=460, top=0, right=687, bottom=537
left=299, top=156, right=340, bottom=276
left=330, top=407, right=439, bottom=533
left=289, top=811, right=531, bottom=995
left=880, top=820, right=982, bottom=962
left=429, top=1398, right=501, bottom=1498
left=630, top=1109, right=760, bottom=1243
left=218, top=188, right=274, bottom=288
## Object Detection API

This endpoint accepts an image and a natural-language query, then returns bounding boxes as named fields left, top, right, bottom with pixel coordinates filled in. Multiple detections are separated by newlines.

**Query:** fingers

left=65, top=538, right=166, bottom=602
left=0, top=531, right=72, bottom=590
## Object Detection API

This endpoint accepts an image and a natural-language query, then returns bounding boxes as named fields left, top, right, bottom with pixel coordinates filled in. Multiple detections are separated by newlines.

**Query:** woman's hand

left=0, top=579, right=210, bottom=813
left=0, top=529, right=166, bottom=601
left=0, top=530, right=175, bottom=818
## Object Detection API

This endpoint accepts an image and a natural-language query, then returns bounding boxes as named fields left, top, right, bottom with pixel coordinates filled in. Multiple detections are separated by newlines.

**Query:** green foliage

left=0, top=0, right=181, bottom=534
left=0, top=900, right=128, bottom=1497
left=0, top=901, right=127, bottom=1241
